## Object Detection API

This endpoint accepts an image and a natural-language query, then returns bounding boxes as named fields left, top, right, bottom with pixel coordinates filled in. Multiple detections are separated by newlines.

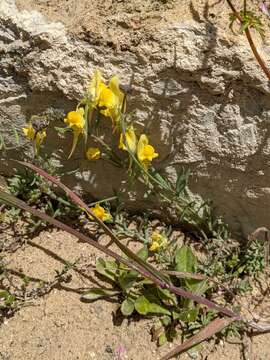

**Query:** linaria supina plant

left=6, top=68, right=268, bottom=358
left=53, top=69, right=228, bottom=241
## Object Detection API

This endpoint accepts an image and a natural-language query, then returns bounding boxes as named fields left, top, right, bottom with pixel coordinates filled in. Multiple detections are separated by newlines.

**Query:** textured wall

left=1, top=0, right=270, bottom=236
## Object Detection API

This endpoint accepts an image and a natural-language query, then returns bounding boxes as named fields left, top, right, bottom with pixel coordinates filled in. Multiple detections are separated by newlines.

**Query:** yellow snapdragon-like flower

left=89, top=70, right=107, bottom=107
left=64, top=108, right=85, bottom=130
left=119, top=126, right=137, bottom=154
left=137, top=134, right=158, bottom=169
left=89, top=204, right=112, bottom=222
left=89, top=71, right=124, bottom=127
left=86, top=147, right=101, bottom=161
left=35, top=130, right=46, bottom=153
left=22, top=123, right=46, bottom=154
left=64, top=108, right=85, bottom=159
left=22, top=124, right=36, bottom=140
left=149, top=231, right=167, bottom=252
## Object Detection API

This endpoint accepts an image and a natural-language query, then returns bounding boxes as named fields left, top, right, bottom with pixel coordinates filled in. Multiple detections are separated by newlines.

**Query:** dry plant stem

left=6, top=163, right=270, bottom=329
left=0, top=189, right=239, bottom=319
left=16, top=161, right=168, bottom=286
left=13, top=161, right=240, bottom=318
left=163, top=270, right=236, bottom=296
left=160, top=317, right=236, bottom=360
left=225, top=0, right=270, bottom=81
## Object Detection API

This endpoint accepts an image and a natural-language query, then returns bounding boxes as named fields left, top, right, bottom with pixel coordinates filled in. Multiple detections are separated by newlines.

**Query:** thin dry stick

left=0, top=186, right=238, bottom=319
left=226, top=0, right=270, bottom=81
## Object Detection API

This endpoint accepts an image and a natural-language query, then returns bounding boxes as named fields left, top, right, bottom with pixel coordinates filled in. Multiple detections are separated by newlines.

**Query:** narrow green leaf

left=137, top=246, right=149, bottom=261
left=0, top=133, right=6, bottom=151
left=12, top=126, right=20, bottom=146
left=96, top=258, right=118, bottom=282
left=81, top=288, right=119, bottom=301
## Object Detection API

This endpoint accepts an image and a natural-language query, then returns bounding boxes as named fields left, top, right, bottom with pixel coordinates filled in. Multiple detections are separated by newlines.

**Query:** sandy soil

left=0, top=229, right=270, bottom=360
left=15, top=0, right=270, bottom=49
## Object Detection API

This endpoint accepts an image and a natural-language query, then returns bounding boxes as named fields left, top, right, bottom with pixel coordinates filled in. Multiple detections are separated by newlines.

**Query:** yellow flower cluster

left=64, top=70, right=125, bottom=159
left=22, top=123, right=46, bottom=155
left=62, top=70, right=158, bottom=171
left=119, top=127, right=158, bottom=170
left=89, top=70, right=124, bottom=126
left=149, top=231, right=167, bottom=252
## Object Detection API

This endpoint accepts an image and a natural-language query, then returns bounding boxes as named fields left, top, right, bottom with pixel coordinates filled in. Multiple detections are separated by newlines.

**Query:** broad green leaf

left=121, top=298, right=135, bottom=316
left=119, top=247, right=148, bottom=291
left=157, top=287, right=178, bottom=306
left=175, top=246, right=197, bottom=273
left=96, top=258, right=118, bottom=282
left=179, top=308, right=199, bottom=323
left=185, top=279, right=209, bottom=296
left=119, top=270, right=138, bottom=291
left=134, top=295, right=171, bottom=316
left=137, top=246, right=149, bottom=261
left=81, top=288, right=119, bottom=301
left=143, top=286, right=161, bottom=304
left=161, top=315, right=171, bottom=327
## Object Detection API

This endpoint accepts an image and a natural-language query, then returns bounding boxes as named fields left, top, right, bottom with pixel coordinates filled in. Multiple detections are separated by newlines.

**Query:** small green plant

left=82, top=245, right=211, bottom=346
left=0, top=67, right=269, bottom=360
left=4, top=158, right=79, bottom=233
left=225, top=0, right=270, bottom=81
left=1, top=163, right=270, bottom=359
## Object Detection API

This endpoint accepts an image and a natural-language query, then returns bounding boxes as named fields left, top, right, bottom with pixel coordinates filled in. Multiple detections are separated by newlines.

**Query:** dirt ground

left=0, top=229, right=270, bottom=360
left=15, top=0, right=270, bottom=49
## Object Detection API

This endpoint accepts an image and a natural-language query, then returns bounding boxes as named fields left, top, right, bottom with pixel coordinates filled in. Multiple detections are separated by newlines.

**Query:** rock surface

left=1, top=0, right=270, bottom=236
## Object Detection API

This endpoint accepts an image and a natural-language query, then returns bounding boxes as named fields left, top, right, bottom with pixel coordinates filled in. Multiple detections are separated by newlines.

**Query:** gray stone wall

left=1, top=0, right=270, bottom=236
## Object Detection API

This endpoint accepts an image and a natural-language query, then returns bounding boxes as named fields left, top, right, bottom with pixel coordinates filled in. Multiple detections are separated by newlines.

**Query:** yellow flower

left=86, top=147, right=101, bottom=161
left=119, top=126, right=137, bottom=153
left=22, top=124, right=46, bottom=154
left=99, top=87, right=117, bottom=109
left=149, top=231, right=167, bottom=252
left=64, top=108, right=85, bottom=130
left=137, top=134, right=158, bottom=169
left=149, top=241, right=160, bottom=252
left=99, top=75, right=124, bottom=126
left=64, top=108, right=85, bottom=159
left=89, top=204, right=112, bottom=222
left=35, top=130, right=46, bottom=153
left=22, top=124, right=35, bottom=140
left=89, top=70, right=107, bottom=107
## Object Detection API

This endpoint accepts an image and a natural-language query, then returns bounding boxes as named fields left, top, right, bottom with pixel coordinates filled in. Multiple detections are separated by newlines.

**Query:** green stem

left=88, top=196, right=117, bottom=207
left=120, top=117, right=209, bottom=238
